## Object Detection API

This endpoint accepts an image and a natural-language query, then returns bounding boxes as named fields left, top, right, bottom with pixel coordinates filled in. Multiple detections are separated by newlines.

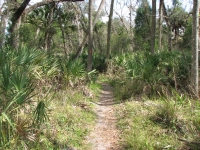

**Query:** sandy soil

left=86, top=83, right=121, bottom=150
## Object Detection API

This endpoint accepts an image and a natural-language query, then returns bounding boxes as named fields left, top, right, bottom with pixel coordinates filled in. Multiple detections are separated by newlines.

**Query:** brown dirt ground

left=86, top=83, right=121, bottom=150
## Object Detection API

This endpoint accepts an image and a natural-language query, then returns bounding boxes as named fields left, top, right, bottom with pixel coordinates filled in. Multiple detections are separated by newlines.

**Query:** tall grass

left=115, top=96, right=200, bottom=150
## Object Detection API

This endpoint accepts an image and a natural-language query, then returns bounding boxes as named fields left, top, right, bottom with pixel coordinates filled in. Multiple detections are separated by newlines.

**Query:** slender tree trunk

left=93, top=0, right=106, bottom=25
left=129, top=0, right=132, bottom=31
left=44, top=33, right=49, bottom=50
left=65, top=32, right=74, bottom=53
left=60, top=25, right=67, bottom=56
left=9, top=0, right=31, bottom=48
left=35, top=28, right=40, bottom=40
left=74, top=0, right=106, bottom=59
left=162, top=1, right=172, bottom=51
left=87, top=0, right=93, bottom=72
left=114, top=9, right=129, bottom=32
left=44, top=3, right=55, bottom=52
left=168, top=26, right=172, bottom=51
left=151, top=0, right=156, bottom=54
left=0, top=12, right=7, bottom=48
left=11, top=17, right=22, bottom=49
left=58, top=13, right=67, bottom=56
left=191, top=0, right=199, bottom=97
left=106, top=0, right=114, bottom=59
left=129, top=0, right=134, bottom=51
left=158, top=0, right=163, bottom=51
left=75, top=10, right=81, bottom=45
left=96, top=33, right=103, bottom=53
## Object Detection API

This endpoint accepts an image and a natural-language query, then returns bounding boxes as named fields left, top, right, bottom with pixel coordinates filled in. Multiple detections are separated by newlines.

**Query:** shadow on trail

left=94, top=84, right=120, bottom=106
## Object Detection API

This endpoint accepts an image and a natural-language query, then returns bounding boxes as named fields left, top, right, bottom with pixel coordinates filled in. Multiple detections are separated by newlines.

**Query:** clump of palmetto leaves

left=0, top=46, right=56, bottom=149
left=109, top=50, right=191, bottom=101
left=0, top=46, right=97, bottom=149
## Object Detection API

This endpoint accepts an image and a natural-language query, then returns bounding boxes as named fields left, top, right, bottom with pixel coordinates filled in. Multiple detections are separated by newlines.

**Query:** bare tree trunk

left=113, top=9, right=129, bottom=32
left=168, top=26, right=172, bottom=51
left=11, top=17, right=22, bottom=49
left=9, top=0, right=31, bottom=48
left=87, top=0, right=93, bottom=72
left=129, top=0, right=132, bottom=31
left=75, top=8, right=81, bottom=45
left=129, top=0, right=134, bottom=51
left=96, top=33, right=103, bottom=53
left=35, top=28, right=40, bottom=40
left=66, top=32, right=74, bottom=53
left=74, top=0, right=106, bottom=59
left=60, top=23, right=67, bottom=56
left=162, top=1, right=172, bottom=51
left=191, top=0, right=199, bottom=97
left=44, top=3, right=55, bottom=52
left=44, top=32, right=49, bottom=51
left=158, top=0, right=163, bottom=51
left=58, top=11, right=67, bottom=56
left=151, top=0, right=156, bottom=54
left=106, top=0, right=114, bottom=59
left=0, top=11, right=7, bottom=48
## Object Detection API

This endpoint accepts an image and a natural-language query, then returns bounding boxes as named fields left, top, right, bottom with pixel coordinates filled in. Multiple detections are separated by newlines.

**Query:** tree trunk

left=96, top=33, right=103, bottom=54
left=87, top=0, right=93, bottom=72
left=59, top=18, right=67, bottom=56
left=106, top=0, right=114, bottom=59
left=191, top=0, right=199, bottom=97
left=151, top=0, right=156, bottom=54
left=11, top=17, right=22, bottom=49
left=44, top=3, right=55, bottom=52
left=168, top=26, right=172, bottom=51
left=9, top=0, right=31, bottom=48
left=158, top=0, right=163, bottom=51
left=0, top=11, right=7, bottom=48
left=35, top=28, right=40, bottom=40
left=75, top=9, right=81, bottom=46
left=57, top=7, right=67, bottom=56
left=74, top=0, right=106, bottom=59
left=162, top=1, right=172, bottom=51
left=129, top=0, right=134, bottom=51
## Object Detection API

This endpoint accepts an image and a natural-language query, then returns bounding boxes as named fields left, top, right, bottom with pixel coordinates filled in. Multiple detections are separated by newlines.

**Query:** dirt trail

left=87, top=83, right=121, bottom=150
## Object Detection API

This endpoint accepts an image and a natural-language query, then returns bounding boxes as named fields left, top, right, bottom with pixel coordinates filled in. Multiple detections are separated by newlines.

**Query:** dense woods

left=0, top=0, right=200, bottom=149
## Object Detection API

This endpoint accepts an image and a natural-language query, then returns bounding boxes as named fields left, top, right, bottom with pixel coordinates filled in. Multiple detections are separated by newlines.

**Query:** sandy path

left=87, top=83, right=121, bottom=150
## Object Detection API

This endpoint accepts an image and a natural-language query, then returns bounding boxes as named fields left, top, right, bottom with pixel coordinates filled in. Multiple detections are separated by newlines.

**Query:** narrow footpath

left=87, top=83, right=121, bottom=150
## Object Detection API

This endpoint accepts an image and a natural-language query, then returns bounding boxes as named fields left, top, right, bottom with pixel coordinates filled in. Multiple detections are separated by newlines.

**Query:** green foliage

left=115, top=97, right=200, bottom=150
left=33, top=101, right=49, bottom=125
left=182, top=17, right=192, bottom=50
left=92, top=54, right=107, bottom=72
left=33, top=87, right=96, bottom=149
left=111, top=26, right=132, bottom=54
left=134, top=1, right=151, bottom=51
left=0, top=45, right=98, bottom=149
left=19, top=24, right=36, bottom=45
left=153, top=100, right=177, bottom=128
left=111, top=50, right=191, bottom=100
left=0, top=47, right=35, bottom=148
left=0, top=46, right=62, bottom=149
left=65, top=58, right=86, bottom=84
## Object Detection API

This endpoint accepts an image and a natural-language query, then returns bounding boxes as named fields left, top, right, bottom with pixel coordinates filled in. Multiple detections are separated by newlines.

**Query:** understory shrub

left=110, top=50, right=191, bottom=100
left=0, top=46, right=56, bottom=149
left=0, top=46, right=96, bottom=149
